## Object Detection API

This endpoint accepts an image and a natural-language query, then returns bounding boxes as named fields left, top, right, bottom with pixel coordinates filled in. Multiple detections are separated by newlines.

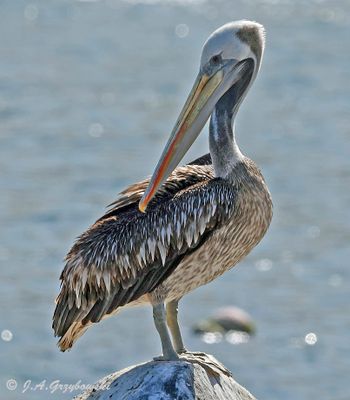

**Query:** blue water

left=1, top=0, right=349, bottom=399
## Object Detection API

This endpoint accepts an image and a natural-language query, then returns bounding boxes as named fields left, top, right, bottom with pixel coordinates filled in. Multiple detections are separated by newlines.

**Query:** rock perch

left=73, top=352, right=257, bottom=400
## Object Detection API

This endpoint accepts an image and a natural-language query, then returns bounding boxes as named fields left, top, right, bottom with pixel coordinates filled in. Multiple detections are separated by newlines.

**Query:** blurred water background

left=0, top=0, right=349, bottom=399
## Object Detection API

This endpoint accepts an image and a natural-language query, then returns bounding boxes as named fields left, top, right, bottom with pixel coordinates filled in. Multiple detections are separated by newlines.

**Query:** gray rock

left=73, top=352, right=257, bottom=400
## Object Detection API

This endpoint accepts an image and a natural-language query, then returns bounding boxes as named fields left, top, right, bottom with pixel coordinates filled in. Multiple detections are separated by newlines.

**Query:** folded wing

left=53, top=156, right=237, bottom=349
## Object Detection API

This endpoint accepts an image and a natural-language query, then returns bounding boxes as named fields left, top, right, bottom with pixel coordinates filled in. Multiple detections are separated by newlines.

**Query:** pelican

left=53, top=20, right=273, bottom=360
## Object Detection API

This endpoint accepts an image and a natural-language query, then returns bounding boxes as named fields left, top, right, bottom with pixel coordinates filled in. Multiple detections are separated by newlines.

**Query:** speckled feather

left=52, top=154, right=272, bottom=351
left=52, top=21, right=274, bottom=352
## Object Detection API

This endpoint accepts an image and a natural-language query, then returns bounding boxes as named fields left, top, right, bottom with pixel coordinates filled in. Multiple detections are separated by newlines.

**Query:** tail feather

left=57, top=322, right=91, bottom=352
left=52, top=283, right=94, bottom=348
left=53, top=284, right=123, bottom=351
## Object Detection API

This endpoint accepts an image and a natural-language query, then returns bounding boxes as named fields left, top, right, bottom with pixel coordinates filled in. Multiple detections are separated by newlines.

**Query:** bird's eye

left=211, top=55, right=221, bottom=65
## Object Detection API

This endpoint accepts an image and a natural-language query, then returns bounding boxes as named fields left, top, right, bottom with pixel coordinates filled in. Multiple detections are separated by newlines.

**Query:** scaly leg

left=166, top=300, right=187, bottom=354
left=153, top=303, right=179, bottom=361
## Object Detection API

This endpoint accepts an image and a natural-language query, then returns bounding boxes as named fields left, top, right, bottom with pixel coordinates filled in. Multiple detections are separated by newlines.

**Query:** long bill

left=138, top=69, right=224, bottom=212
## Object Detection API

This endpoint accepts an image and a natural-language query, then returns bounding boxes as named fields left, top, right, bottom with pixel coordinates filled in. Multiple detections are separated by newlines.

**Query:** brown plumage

left=53, top=20, right=273, bottom=357
left=53, top=154, right=272, bottom=350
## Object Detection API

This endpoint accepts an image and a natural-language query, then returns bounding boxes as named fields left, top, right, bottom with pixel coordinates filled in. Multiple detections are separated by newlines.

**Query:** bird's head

left=200, top=20, right=265, bottom=77
left=139, top=21, right=266, bottom=212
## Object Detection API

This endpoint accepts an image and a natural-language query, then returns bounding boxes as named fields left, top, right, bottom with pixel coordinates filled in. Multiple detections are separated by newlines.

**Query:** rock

left=73, top=352, right=257, bottom=400
left=193, top=306, right=256, bottom=335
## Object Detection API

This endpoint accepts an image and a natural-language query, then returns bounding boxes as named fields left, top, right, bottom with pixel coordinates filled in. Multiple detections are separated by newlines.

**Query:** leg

left=166, top=300, right=187, bottom=354
left=153, top=303, right=179, bottom=361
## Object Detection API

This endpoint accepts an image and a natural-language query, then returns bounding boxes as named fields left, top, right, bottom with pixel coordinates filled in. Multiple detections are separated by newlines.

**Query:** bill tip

left=138, top=199, right=147, bottom=213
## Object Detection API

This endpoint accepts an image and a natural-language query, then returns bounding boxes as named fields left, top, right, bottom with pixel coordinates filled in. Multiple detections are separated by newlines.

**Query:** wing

left=100, top=153, right=212, bottom=218
left=53, top=155, right=237, bottom=349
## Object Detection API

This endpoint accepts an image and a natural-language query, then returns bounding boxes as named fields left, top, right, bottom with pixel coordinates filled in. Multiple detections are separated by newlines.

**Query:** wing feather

left=53, top=155, right=237, bottom=348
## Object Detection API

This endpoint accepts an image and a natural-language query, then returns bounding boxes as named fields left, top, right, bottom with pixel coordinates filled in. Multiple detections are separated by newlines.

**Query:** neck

left=209, top=61, right=256, bottom=178
left=209, top=97, right=243, bottom=178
